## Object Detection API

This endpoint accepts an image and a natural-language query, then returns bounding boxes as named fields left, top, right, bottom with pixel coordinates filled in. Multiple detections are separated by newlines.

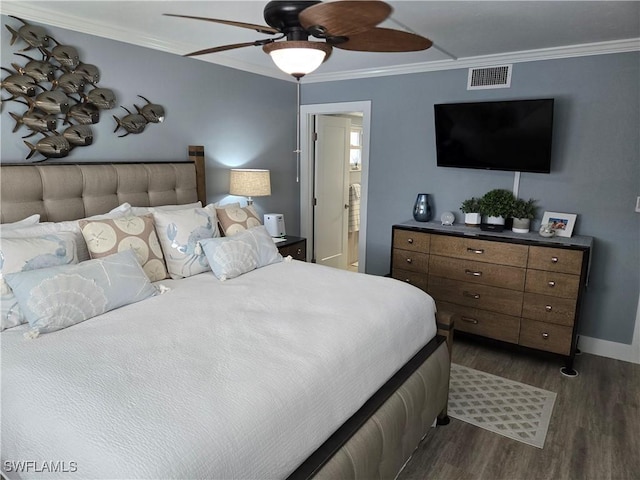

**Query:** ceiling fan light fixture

left=263, top=40, right=332, bottom=79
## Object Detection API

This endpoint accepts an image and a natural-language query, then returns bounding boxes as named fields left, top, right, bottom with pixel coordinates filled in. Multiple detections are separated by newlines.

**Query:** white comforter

left=1, top=260, right=437, bottom=480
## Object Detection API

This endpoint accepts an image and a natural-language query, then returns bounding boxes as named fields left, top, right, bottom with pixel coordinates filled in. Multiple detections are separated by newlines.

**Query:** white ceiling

left=1, top=1, right=639, bottom=83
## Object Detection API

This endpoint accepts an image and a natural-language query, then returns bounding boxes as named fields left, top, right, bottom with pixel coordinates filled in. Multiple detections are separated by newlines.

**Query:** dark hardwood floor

left=398, top=336, right=640, bottom=480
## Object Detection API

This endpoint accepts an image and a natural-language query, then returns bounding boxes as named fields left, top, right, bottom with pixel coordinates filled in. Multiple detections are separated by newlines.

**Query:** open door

left=313, top=115, right=350, bottom=269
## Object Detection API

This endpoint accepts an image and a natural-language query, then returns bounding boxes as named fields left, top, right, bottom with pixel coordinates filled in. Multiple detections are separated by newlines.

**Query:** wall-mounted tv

left=434, top=98, right=554, bottom=173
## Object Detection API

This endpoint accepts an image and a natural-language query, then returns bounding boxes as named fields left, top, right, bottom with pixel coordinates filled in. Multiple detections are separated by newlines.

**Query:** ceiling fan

left=164, top=0, right=432, bottom=79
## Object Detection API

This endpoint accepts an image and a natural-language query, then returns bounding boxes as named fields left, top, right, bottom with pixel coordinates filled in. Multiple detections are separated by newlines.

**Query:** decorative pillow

left=130, top=201, right=202, bottom=216
left=199, top=225, right=282, bottom=281
left=5, top=249, right=157, bottom=336
left=0, top=232, right=78, bottom=331
left=79, top=214, right=168, bottom=282
left=153, top=204, right=220, bottom=279
left=2, top=203, right=133, bottom=263
left=216, top=204, right=262, bottom=236
left=1, top=214, right=40, bottom=230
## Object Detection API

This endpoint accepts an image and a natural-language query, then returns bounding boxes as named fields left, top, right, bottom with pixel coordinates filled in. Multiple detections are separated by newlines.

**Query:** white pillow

left=130, top=201, right=202, bottom=216
left=199, top=225, right=282, bottom=281
left=1, top=232, right=79, bottom=331
left=153, top=204, right=220, bottom=279
left=1, top=214, right=40, bottom=230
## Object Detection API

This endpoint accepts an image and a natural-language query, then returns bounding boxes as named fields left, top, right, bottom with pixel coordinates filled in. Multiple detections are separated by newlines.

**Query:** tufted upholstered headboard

left=0, top=146, right=206, bottom=223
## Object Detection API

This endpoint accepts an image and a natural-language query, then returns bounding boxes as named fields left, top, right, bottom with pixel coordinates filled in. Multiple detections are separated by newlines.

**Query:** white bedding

left=1, top=260, right=437, bottom=479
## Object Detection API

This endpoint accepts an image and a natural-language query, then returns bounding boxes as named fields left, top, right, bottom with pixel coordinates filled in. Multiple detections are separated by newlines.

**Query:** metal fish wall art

left=6, top=16, right=50, bottom=51
left=24, top=133, right=71, bottom=161
left=113, top=106, right=147, bottom=137
left=62, top=124, right=94, bottom=146
left=135, top=95, right=165, bottom=123
left=3, top=16, right=165, bottom=160
left=10, top=110, right=57, bottom=138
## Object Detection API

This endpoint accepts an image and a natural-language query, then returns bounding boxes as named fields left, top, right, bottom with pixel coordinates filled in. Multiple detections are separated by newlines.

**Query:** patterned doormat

left=448, top=363, right=557, bottom=448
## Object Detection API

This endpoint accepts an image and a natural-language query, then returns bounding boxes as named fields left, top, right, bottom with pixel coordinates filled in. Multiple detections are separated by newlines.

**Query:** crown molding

left=2, top=3, right=638, bottom=85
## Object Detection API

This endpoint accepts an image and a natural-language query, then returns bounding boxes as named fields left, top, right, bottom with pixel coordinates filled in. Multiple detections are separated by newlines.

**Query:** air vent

left=467, top=65, right=512, bottom=90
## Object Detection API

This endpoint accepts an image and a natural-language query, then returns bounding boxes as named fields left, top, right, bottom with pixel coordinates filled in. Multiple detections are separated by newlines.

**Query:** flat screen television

left=434, top=98, right=554, bottom=173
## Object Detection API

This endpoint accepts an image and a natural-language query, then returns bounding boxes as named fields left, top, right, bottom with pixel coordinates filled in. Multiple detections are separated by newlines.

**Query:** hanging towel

left=349, top=183, right=361, bottom=232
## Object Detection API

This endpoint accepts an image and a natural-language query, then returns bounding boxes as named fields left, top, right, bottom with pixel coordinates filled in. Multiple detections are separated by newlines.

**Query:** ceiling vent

left=467, top=65, right=512, bottom=90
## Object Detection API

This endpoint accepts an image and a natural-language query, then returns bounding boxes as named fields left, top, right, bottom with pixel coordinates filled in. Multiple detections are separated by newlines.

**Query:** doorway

left=299, top=101, right=371, bottom=272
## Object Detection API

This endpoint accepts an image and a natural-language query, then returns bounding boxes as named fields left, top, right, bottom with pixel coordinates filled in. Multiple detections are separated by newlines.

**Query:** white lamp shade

left=229, top=169, right=271, bottom=197
left=263, top=41, right=331, bottom=78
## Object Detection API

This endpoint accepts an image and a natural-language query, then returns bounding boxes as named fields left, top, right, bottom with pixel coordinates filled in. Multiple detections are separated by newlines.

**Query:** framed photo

left=541, top=211, right=577, bottom=237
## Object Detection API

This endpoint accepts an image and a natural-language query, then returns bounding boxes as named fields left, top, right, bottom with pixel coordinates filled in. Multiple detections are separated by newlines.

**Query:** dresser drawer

left=522, top=293, right=577, bottom=327
left=392, top=269, right=428, bottom=291
left=428, top=276, right=523, bottom=317
left=519, top=319, right=573, bottom=355
left=525, top=270, right=580, bottom=298
left=393, top=229, right=430, bottom=253
left=392, top=249, right=429, bottom=273
left=430, top=235, right=528, bottom=267
left=528, top=246, right=584, bottom=274
left=438, top=301, right=520, bottom=344
left=429, top=255, right=526, bottom=290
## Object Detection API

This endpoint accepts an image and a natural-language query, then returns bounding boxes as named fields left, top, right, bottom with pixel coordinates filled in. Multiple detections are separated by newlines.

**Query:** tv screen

left=434, top=99, right=554, bottom=173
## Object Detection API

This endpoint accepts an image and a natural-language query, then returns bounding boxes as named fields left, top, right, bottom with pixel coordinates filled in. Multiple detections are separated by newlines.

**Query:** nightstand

left=276, top=236, right=307, bottom=261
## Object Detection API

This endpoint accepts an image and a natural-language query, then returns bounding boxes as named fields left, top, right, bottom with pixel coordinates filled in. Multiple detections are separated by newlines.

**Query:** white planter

left=512, top=217, right=531, bottom=233
left=485, top=215, right=505, bottom=226
left=464, top=212, right=482, bottom=226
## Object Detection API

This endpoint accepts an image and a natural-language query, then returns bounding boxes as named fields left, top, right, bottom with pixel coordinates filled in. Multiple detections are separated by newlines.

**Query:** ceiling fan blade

left=333, top=28, right=432, bottom=52
left=163, top=13, right=279, bottom=35
left=184, top=40, right=273, bottom=57
left=299, top=1, right=391, bottom=37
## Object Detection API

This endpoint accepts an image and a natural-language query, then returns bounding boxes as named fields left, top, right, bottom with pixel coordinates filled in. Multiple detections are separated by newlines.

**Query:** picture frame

left=541, top=211, right=577, bottom=237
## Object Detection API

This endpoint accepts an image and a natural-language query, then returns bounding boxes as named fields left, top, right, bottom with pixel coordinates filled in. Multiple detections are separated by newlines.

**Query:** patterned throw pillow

left=199, top=225, right=282, bottom=281
left=0, top=232, right=78, bottom=331
left=5, top=250, right=157, bottom=336
left=153, top=205, right=219, bottom=279
left=216, top=205, right=262, bottom=236
left=79, top=214, right=168, bottom=282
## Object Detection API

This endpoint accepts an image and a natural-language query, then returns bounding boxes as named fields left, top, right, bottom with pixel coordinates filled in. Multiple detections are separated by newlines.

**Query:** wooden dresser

left=391, top=221, right=592, bottom=375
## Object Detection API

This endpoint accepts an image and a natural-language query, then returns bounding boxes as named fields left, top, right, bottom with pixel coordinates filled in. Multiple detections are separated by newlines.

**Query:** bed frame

left=0, top=145, right=452, bottom=479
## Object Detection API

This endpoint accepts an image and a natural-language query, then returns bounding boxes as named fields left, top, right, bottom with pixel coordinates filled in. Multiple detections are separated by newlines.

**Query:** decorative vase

left=512, top=217, right=531, bottom=233
left=413, top=193, right=432, bottom=222
left=464, top=212, right=482, bottom=226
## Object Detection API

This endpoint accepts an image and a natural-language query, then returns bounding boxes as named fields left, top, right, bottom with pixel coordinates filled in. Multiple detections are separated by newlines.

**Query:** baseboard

left=578, top=335, right=640, bottom=364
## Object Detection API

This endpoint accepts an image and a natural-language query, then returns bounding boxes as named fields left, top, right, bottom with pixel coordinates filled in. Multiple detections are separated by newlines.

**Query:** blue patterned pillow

left=5, top=249, right=157, bottom=335
left=199, top=225, right=282, bottom=281
left=1, top=232, right=78, bottom=331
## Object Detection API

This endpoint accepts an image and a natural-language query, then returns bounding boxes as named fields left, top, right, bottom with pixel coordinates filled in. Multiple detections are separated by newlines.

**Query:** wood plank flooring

left=398, top=336, right=640, bottom=480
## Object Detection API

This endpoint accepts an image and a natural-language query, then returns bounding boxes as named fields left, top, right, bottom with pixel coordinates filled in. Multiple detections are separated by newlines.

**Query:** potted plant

left=479, top=189, right=515, bottom=230
left=460, top=197, right=482, bottom=226
left=511, top=198, right=538, bottom=233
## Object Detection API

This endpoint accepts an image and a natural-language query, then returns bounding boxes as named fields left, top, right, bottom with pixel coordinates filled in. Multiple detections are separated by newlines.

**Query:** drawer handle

left=541, top=332, right=550, bottom=339
left=545, top=305, right=553, bottom=312
left=465, top=269, right=482, bottom=277
left=296, top=248, right=302, bottom=255
left=551, top=256, right=559, bottom=263
left=467, top=248, right=484, bottom=254
left=406, top=258, right=413, bottom=264
left=407, top=238, right=414, bottom=244
left=461, top=316, right=479, bottom=325
left=463, top=291, right=480, bottom=299
left=548, top=281, right=556, bottom=287
left=404, top=278, right=411, bottom=283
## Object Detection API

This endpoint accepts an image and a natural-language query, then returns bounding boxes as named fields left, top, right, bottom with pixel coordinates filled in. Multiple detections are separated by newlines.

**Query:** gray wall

left=0, top=16, right=300, bottom=232
left=302, top=53, right=640, bottom=345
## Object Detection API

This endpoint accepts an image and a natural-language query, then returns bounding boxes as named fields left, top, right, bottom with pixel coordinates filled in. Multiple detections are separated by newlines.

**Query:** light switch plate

left=636, top=196, right=640, bottom=213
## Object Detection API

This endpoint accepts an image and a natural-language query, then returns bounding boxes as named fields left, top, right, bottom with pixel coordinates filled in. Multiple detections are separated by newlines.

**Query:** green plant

left=479, top=189, right=515, bottom=218
left=460, top=197, right=482, bottom=213
left=511, top=198, right=538, bottom=219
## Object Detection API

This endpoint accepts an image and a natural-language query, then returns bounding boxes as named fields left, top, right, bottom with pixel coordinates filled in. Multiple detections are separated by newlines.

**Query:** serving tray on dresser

left=391, top=220, right=593, bottom=376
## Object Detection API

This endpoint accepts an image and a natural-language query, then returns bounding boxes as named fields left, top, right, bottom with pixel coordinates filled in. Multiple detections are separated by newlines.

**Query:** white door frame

left=300, top=101, right=371, bottom=272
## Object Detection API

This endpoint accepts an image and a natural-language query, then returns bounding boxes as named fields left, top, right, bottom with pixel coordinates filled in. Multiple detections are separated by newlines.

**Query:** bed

left=0, top=146, right=452, bottom=480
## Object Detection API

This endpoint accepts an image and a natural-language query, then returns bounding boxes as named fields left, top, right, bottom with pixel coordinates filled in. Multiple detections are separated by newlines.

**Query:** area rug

left=448, top=363, right=557, bottom=448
